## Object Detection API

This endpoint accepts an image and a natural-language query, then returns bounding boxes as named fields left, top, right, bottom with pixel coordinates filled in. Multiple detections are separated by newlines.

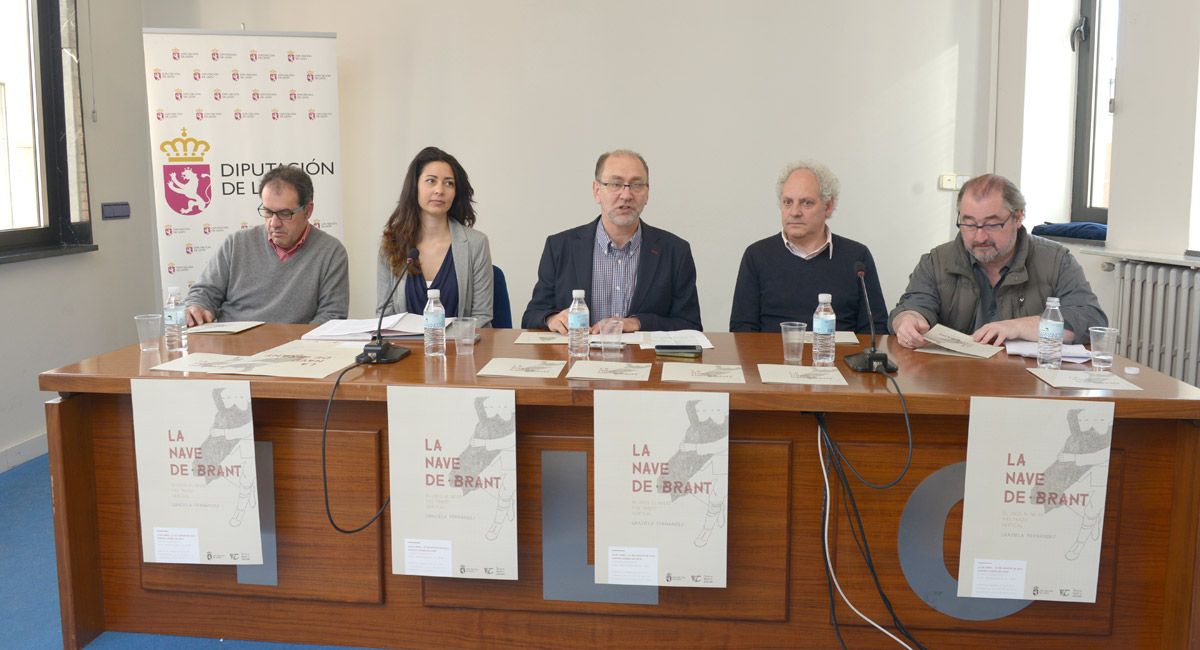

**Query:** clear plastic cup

left=134, top=314, right=163, bottom=352
left=1088, top=327, right=1118, bottom=372
left=599, top=317, right=624, bottom=360
left=781, top=321, right=807, bottom=365
left=454, top=317, right=478, bottom=355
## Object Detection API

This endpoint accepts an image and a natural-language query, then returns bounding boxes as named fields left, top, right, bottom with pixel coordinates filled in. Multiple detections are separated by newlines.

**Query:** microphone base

left=845, top=350, right=898, bottom=374
left=356, top=340, right=412, bottom=365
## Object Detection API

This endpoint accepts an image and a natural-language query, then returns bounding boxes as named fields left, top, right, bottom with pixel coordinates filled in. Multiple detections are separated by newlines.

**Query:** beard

left=969, top=243, right=1000, bottom=263
left=966, top=238, right=1014, bottom=264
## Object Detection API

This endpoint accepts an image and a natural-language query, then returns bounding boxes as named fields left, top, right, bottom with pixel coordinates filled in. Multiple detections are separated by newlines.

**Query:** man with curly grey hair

left=729, top=160, right=887, bottom=333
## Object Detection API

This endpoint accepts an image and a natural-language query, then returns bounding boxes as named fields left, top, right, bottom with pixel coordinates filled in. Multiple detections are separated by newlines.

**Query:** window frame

left=1070, top=0, right=1110, bottom=225
left=0, top=0, right=94, bottom=264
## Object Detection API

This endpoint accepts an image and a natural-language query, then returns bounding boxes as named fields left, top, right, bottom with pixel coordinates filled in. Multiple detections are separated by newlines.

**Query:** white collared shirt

left=781, top=227, right=833, bottom=260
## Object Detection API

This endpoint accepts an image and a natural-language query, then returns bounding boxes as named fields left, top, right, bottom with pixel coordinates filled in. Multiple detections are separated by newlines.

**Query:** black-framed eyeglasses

left=597, top=181, right=649, bottom=194
left=258, top=204, right=304, bottom=221
left=957, top=212, right=1014, bottom=233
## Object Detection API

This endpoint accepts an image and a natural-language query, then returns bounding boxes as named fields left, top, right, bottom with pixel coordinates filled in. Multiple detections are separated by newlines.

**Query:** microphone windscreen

left=854, top=261, right=867, bottom=276
left=407, top=247, right=420, bottom=260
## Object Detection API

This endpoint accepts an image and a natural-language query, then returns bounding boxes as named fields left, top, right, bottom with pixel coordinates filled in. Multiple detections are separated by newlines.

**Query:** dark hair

left=259, top=165, right=313, bottom=207
left=594, top=149, right=649, bottom=181
left=381, top=147, right=477, bottom=276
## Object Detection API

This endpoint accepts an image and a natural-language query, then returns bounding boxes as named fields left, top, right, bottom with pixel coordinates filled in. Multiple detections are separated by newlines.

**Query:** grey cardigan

left=376, top=219, right=494, bottom=327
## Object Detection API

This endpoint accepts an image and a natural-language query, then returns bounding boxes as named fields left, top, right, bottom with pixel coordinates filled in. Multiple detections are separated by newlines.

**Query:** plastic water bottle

left=163, top=286, right=188, bottom=352
left=423, top=289, right=446, bottom=357
left=813, top=293, right=836, bottom=367
left=567, top=289, right=590, bottom=359
left=1037, top=296, right=1064, bottom=369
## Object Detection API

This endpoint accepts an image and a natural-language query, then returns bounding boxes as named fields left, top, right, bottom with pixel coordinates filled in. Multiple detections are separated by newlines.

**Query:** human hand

left=892, top=311, right=930, bottom=348
left=186, top=305, right=215, bottom=327
left=546, top=309, right=569, bottom=334
left=590, top=316, right=641, bottom=334
left=973, top=316, right=1037, bottom=346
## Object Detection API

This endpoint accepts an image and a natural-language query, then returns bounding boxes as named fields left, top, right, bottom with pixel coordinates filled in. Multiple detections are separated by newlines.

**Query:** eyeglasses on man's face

left=956, top=212, right=1014, bottom=233
left=258, top=204, right=305, bottom=221
left=597, top=180, right=649, bottom=194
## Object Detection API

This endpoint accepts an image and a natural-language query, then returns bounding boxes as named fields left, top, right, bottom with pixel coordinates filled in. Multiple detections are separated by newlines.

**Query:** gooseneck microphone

left=357, top=247, right=420, bottom=364
left=844, top=261, right=898, bottom=373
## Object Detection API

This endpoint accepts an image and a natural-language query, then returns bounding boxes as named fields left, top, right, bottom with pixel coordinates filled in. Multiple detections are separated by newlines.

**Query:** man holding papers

left=521, top=149, right=702, bottom=334
left=889, top=174, right=1105, bottom=348
left=186, top=166, right=349, bottom=325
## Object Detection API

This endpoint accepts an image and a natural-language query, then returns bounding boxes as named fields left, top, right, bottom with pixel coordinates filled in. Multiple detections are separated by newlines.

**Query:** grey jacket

left=889, top=228, right=1106, bottom=342
left=376, top=219, right=494, bottom=327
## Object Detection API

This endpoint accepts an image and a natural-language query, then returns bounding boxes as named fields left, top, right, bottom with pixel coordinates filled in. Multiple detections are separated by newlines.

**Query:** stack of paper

left=187, top=321, right=264, bottom=334
left=302, top=313, right=456, bottom=341
left=1005, top=340, right=1091, bottom=364
left=152, top=340, right=362, bottom=379
left=915, top=325, right=1003, bottom=359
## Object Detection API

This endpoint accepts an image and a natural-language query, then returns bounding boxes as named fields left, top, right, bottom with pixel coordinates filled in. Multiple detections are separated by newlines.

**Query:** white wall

left=0, top=0, right=158, bottom=469
left=1107, top=0, right=1200, bottom=254
left=35, top=0, right=1178, bottom=464
left=143, top=0, right=995, bottom=331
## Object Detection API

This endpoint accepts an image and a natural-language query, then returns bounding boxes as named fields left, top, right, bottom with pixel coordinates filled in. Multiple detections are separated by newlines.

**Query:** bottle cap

left=1046, top=297, right=1060, bottom=307
left=818, top=293, right=831, bottom=303
left=428, top=289, right=440, bottom=298
left=573, top=289, right=585, bottom=298
left=166, top=286, right=181, bottom=296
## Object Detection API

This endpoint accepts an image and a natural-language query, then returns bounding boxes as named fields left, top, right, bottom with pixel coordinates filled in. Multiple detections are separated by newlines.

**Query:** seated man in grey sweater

left=185, top=166, right=349, bottom=325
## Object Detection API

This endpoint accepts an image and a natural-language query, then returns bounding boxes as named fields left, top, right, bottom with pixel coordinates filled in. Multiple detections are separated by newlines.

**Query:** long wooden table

left=40, top=326, right=1200, bottom=648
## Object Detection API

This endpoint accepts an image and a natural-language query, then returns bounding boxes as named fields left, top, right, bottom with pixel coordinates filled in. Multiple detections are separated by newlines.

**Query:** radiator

left=1114, top=260, right=1200, bottom=386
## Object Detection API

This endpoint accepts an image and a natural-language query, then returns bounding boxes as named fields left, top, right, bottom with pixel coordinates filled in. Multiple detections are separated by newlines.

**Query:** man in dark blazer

left=521, top=150, right=702, bottom=333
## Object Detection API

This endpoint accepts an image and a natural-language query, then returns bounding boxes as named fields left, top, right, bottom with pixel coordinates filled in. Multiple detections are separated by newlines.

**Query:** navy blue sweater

left=729, top=233, right=888, bottom=333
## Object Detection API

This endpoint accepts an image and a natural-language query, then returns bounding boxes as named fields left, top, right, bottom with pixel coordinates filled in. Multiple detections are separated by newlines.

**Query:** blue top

left=405, top=248, right=460, bottom=317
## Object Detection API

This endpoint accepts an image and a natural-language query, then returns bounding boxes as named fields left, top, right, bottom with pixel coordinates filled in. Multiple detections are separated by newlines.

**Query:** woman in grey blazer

left=377, top=146, right=494, bottom=327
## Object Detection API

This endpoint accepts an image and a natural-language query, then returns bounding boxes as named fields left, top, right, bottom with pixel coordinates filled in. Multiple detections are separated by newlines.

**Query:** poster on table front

left=388, top=387, right=518, bottom=580
left=958, top=396, right=1114, bottom=603
left=131, top=379, right=263, bottom=564
left=594, top=390, right=729, bottom=587
left=142, top=29, right=343, bottom=293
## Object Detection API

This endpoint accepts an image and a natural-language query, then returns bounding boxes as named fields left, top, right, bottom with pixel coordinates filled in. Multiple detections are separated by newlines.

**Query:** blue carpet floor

left=0, top=454, right=374, bottom=649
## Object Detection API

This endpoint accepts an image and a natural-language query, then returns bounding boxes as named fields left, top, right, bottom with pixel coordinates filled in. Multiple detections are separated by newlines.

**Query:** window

left=1070, top=0, right=1119, bottom=224
left=0, top=0, right=93, bottom=263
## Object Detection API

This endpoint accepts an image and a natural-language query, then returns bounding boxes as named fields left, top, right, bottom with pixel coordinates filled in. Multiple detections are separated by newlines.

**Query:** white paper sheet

left=389, top=387, right=519, bottom=580
left=403, top=538, right=453, bottom=577
left=958, top=397, right=1114, bottom=603
left=187, top=321, right=264, bottom=334
left=607, top=546, right=659, bottom=586
left=660, top=363, right=745, bottom=384
left=565, top=361, right=653, bottom=381
left=132, top=379, right=263, bottom=565
left=1005, top=340, right=1091, bottom=364
left=514, top=332, right=568, bottom=345
left=1027, top=368, right=1142, bottom=390
left=757, top=364, right=849, bottom=385
left=918, top=324, right=1003, bottom=358
left=302, top=313, right=456, bottom=341
left=594, top=390, right=728, bottom=588
left=153, top=340, right=361, bottom=379
left=476, top=358, right=565, bottom=379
